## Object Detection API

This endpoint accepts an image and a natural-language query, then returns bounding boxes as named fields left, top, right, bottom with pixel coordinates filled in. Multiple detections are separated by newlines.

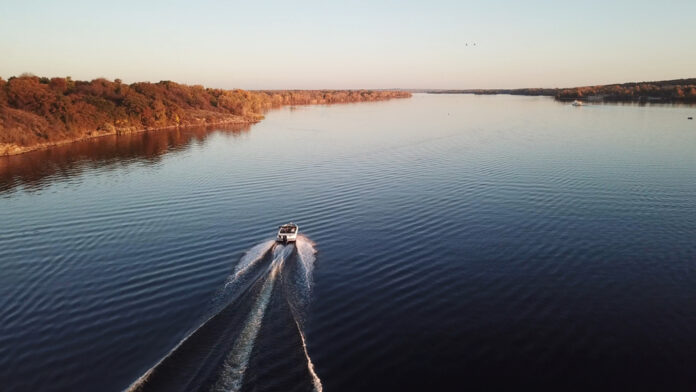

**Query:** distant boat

left=571, top=100, right=583, bottom=106
left=689, top=117, right=693, bottom=120
left=277, top=222, right=298, bottom=243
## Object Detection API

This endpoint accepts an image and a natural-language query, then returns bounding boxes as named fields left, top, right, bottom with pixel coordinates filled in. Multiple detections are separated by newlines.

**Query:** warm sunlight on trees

left=0, top=75, right=411, bottom=154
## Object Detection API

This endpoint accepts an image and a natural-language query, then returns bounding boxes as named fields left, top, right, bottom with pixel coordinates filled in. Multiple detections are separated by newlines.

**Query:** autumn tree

left=1, top=74, right=410, bottom=154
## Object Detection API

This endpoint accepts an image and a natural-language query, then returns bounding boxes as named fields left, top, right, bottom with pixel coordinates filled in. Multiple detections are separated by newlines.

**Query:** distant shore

left=425, top=78, right=696, bottom=104
left=0, top=75, right=411, bottom=156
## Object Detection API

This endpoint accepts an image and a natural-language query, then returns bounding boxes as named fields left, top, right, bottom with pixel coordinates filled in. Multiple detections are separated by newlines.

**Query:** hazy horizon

left=2, top=0, right=695, bottom=90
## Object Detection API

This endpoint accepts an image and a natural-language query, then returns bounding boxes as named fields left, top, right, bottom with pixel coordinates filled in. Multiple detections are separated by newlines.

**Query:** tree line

left=0, top=75, right=411, bottom=154
left=555, top=78, right=696, bottom=102
left=427, top=78, right=696, bottom=103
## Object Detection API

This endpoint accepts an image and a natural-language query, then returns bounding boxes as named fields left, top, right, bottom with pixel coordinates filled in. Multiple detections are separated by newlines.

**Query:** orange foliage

left=0, top=75, right=411, bottom=153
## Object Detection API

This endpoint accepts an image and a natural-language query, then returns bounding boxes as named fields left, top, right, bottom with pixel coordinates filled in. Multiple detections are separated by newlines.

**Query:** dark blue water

left=1, top=94, right=696, bottom=391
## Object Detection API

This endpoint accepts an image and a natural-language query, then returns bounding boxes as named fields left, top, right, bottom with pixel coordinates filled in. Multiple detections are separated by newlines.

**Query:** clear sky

left=1, top=0, right=695, bottom=89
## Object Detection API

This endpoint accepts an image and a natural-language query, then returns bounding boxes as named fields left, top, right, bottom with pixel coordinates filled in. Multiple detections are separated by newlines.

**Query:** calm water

left=1, top=94, right=696, bottom=391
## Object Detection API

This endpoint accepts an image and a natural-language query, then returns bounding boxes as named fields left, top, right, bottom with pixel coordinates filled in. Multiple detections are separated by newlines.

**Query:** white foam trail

left=212, top=245, right=293, bottom=392
left=286, top=236, right=322, bottom=391
left=227, top=240, right=275, bottom=287
left=126, top=306, right=220, bottom=391
left=293, top=318, right=323, bottom=392
left=209, top=239, right=274, bottom=315
left=295, top=235, right=318, bottom=290
left=126, top=240, right=321, bottom=392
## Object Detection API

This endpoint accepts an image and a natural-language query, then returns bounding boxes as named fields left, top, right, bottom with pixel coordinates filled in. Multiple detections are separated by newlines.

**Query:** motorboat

left=277, top=222, right=299, bottom=243
left=571, top=100, right=583, bottom=106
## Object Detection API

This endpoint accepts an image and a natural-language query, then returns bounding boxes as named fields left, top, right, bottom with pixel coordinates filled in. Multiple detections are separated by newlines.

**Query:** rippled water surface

left=1, top=94, right=696, bottom=391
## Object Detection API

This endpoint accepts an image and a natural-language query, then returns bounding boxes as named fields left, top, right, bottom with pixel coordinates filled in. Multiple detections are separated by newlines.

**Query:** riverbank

left=426, top=78, right=696, bottom=104
left=0, top=116, right=257, bottom=156
left=0, top=75, right=411, bottom=156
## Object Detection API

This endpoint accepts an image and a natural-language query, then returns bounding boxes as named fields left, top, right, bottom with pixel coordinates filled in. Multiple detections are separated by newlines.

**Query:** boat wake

left=127, top=236, right=321, bottom=392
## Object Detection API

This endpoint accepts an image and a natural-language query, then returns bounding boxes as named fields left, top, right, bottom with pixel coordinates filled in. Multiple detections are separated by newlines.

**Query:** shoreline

left=424, top=77, right=696, bottom=104
left=426, top=91, right=696, bottom=105
left=1, top=76, right=411, bottom=157
left=0, top=116, right=259, bottom=157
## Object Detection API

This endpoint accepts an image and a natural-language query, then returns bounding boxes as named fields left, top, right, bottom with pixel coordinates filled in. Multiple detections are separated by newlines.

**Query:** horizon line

left=2, top=73, right=695, bottom=92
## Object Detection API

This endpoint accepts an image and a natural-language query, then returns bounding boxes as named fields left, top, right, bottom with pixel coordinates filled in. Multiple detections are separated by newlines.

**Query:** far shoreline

left=422, top=77, right=696, bottom=104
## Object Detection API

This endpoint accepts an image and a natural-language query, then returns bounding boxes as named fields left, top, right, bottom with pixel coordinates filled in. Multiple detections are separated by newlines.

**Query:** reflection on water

left=1, top=95, right=695, bottom=391
left=0, top=124, right=251, bottom=194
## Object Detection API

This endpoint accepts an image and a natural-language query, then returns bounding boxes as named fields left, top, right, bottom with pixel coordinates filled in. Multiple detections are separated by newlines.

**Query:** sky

left=1, top=0, right=695, bottom=89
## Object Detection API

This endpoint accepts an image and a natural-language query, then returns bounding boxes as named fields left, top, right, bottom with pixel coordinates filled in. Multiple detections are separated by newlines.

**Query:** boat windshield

left=279, top=226, right=297, bottom=234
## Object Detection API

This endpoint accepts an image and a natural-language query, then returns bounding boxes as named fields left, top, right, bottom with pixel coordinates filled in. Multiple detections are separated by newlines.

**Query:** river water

left=1, top=94, right=696, bottom=391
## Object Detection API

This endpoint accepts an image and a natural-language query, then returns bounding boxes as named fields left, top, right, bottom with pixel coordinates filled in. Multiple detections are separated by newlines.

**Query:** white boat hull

left=276, top=222, right=299, bottom=243
left=277, top=233, right=298, bottom=243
